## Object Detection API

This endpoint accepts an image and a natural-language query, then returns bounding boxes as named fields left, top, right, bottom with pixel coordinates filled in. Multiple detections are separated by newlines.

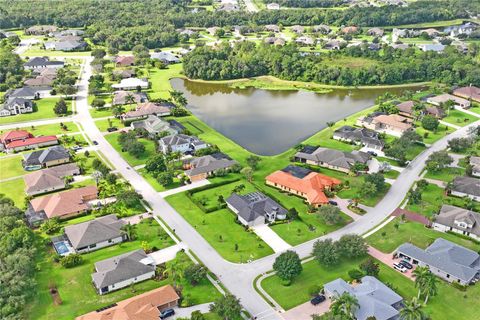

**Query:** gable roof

left=185, top=153, right=238, bottom=177
left=23, top=164, right=78, bottom=194
left=435, top=205, right=480, bottom=237
left=373, top=114, right=413, bottom=130
left=112, top=91, right=148, bottom=105
left=92, top=249, right=155, bottom=289
left=0, top=130, right=31, bottom=143
left=5, top=135, right=57, bottom=150
left=65, top=214, right=125, bottom=249
left=333, top=126, right=384, bottom=148
left=7, top=87, right=38, bottom=98
left=226, top=191, right=287, bottom=223
left=453, top=86, right=480, bottom=102
left=295, top=147, right=371, bottom=170
left=396, top=100, right=415, bottom=115
left=123, top=102, right=171, bottom=119
left=24, top=57, right=65, bottom=68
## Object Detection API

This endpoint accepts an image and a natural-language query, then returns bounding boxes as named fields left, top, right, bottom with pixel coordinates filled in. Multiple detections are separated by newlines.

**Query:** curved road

left=13, top=56, right=479, bottom=320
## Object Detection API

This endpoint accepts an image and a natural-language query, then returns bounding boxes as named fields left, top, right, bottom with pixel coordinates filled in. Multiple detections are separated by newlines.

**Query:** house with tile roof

left=112, top=91, right=148, bottom=106
left=266, top=165, right=341, bottom=207
left=356, top=112, right=413, bottom=137
left=131, top=115, right=177, bottom=138
left=122, top=102, right=172, bottom=121
left=184, top=153, right=238, bottom=182
left=115, top=55, right=135, bottom=67
left=294, top=146, right=372, bottom=173
left=453, top=85, right=480, bottom=103
left=396, top=238, right=480, bottom=285
left=324, top=276, right=403, bottom=320
left=427, top=93, right=470, bottom=109
left=158, top=134, right=207, bottom=154
left=433, top=205, right=480, bottom=241
left=63, top=214, right=126, bottom=253
left=0, top=130, right=58, bottom=153
left=23, top=163, right=80, bottom=196
left=76, top=285, right=179, bottom=320
left=26, top=185, right=98, bottom=225
left=92, top=249, right=156, bottom=295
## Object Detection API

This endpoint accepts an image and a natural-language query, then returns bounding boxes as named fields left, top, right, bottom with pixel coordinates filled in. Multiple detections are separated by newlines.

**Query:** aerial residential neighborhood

left=0, top=1, right=480, bottom=320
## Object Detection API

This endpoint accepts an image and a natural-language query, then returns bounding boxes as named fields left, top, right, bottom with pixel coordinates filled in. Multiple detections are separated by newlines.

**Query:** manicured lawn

left=95, top=117, right=124, bottom=132
left=0, top=155, right=25, bottom=179
left=0, top=178, right=26, bottom=207
left=0, top=98, right=72, bottom=124
left=383, top=169, right=400, bottom=179
left=415, top=124, right=453, bottom=145
left=406, top=183, right=479, bottom=217
left=89, top=107, right=114, bottom=118
left=104, top=133, right=156, bottom=167
left=367, top=218, right=480, bottom=253
left=138, top=168, right=183, bottom=192
left=166, top=192, right=274, bottom=262
left=191, top=180, right=256, bottom=211
left=0, top=122, right=80, bottom=137
left=442, top=110, right=479, bottom=127
left=28, top=218, right=189, bottom=320
left=424, top=167, right=465, bottom=182
left=469, top=105, right=480, bottom=115
left=147, top=64, right=183, bottom=100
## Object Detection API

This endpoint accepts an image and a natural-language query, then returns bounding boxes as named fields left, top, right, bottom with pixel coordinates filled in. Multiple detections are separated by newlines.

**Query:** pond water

left=171, top=78, right=423, bottom=156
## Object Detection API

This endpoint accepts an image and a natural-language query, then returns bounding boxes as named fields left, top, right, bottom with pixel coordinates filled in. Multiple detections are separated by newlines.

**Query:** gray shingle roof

left=397, top=238, right=480, bottom=283
left=295, top=147, right=371, bottom=170
left=333, top=126, right=384, bottom=149
left=226, top=192, right=287, bottom=223
left=452, top=176, right=480, bottom=197
left=64, top=214, right=125, bottom=249
left=23, top=146, right=70, bottom=166
left=92, top=249, right=155, bottom=289
left=7, top=87, right=38, bottom=98
left=24, top=57, right=65, bottom=68
left=185, top=153, right=238, bottom=176
left=435, top=205, right=480, bottom=238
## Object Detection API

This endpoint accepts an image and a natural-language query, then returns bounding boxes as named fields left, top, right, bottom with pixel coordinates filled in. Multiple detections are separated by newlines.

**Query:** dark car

left=400, top=260, right=413, bottom=269
left=107, top=127, right=118, bottom=132
left=93, top=140, right=98, bottom=145
left=367, top=151, right=378, bottom=157
left=310, top=295, right=326, bottom=305
left=160, top=308, right=175, bottom=319
left=328, top=200, right=338, bottom=206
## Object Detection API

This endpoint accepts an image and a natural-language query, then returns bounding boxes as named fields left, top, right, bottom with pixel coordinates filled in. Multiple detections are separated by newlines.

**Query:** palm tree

left=413, top=266, right=430, bottom=299
left=400, top=297, right=428, bottom=320
left=422, top=273, right=438, bottom=304
left=330, top=292, right=359, bottom=320
left=92, top=170, right=103, bottom=186
left=162, top=255, right=184, bottom=288
left=125, top=93, right=136, bottom=106
left=121, top=223, right=137, bottom=241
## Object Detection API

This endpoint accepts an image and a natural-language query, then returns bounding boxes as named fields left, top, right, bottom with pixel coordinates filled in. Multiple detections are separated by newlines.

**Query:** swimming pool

left=53, top=241, right=74, bottom=256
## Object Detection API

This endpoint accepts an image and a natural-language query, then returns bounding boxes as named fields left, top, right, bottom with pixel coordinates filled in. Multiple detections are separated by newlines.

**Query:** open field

left=0, top=155, right=25, bottom=179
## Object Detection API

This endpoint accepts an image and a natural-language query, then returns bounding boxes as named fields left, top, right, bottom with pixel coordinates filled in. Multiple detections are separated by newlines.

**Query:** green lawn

left=89, top=107, right=115, bottom=118
left=424, top=167, right=465, bottom=182
left=0, top=178, right=26, bottom=207
left=367, top=218, right=480, bottom=253
left=166, top=192, right=274, bottom=262
left=0, top=122, right=80, bottom=137
left=28, top=218, right=196, bottom=320
left=383, top=169, right=400, bottom=179
left=0, top=98, right=72, bottom=125
left=0, top=155, right=25, bottom=179
left=95, top=117, right=124, bottom=132
left=138, top=168, right=182, bottom=192
left=442, top=110, right=479, bottom=127
left=147, top=64, right=183, bottom=100
left=74, top=151, right=109, bottom=174
left=104, top=133, right=156, bottom=167
left=415, top=124, right=453, bottom=145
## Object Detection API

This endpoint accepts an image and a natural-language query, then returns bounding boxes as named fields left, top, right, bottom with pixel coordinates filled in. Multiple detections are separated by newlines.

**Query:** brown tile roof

left=374, top=114, right=413, bottom=130
left=76, top=285, right=179, bottom=320
left=24, top=163, right=79, bottom=194
left=266, top=170, right=341, bottom=205
left=396, top=101, right=415, bottom=115
left=453, top=86, right=480, bottom=102
left=115, top=56, right=135, bottom=66
left=24, top=75, right=54, bottom=86
left=30, top=185, right=98, bottom=218
left=124, top=102, right=171, bottom=119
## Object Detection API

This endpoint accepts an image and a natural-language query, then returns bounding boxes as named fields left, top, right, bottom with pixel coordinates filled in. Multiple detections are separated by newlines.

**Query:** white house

left=111, top=78, right=149, bottom=90
left=433, top=205, right=480, bottom=241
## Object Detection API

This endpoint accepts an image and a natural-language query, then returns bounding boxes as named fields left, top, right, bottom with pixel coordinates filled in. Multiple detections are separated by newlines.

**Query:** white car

left=393, top=263, right=407, bottom=273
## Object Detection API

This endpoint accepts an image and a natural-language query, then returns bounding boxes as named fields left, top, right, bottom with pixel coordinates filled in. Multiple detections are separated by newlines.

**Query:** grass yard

left=442, top=110, right=479, bottom=127
left=0, top=122, right=80, bottom=137
left=104, top=133, right=156, bottom=167
left=166, top=192, right=274, bottom=262
left=89, top=107, right=114, bottom=118
left=28, top=218, right=190, bottom=320
left=0, top=178, right=26, bottom=207
left=367, top=218, right=480, bottom=253
left=138, top=168, right=182, bottom=192
left=383, top=169, right=400, bottom=179
left=95, top=117, right=123, bottom=132
left=0, top=98, right=72, bottom=125
left=147, top=64, right=183, bottom=100
left=424, top=167, right=465, bottom=182
left=415, top=124, right=453, bottom=145
left=0, top=155, right=25, bottom=179
left=74, top=151, right=108, bottom=174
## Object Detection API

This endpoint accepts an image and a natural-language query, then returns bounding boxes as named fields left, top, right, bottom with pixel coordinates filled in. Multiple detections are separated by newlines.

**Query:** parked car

left=399, top=260, right=413, bottom=269
left=367, top=151, right=378, bottom=157
left=160, top=308, right=175, bottom=319
left=328, top=200, right=338, bottom=206
left=310, top=295, right=326, bottom=305
left=93, top=140, right=98, bottom=145
left=107, top=127, right=118, bottom=132
left=393, top=263, right=407, bottom=273
left=71, top=145, right=82, bottom=151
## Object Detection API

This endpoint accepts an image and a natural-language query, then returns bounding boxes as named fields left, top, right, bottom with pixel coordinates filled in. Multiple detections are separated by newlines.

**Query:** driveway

left=148, top=243, right=188, bottom=265
left=334, top=197, right=361, bottom=221
left=172, top=303, right=212, bottom=319
left=158, top=180, right=210, bottom=197
left=282, top=299, right=331, bottom=320
left=368, top=246, right=415, bottom=280
left=253, top=225, right=291, bottom=253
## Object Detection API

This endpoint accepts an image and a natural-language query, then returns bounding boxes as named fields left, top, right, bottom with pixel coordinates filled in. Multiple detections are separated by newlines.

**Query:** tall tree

left=330, top=292, right=359, bottom=320
left=273, top=250, right=303, bottom=285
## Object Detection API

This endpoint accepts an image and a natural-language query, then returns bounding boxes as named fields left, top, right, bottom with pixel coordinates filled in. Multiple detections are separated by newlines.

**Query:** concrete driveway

left=368, top=246, right=415, bottom=280
left=149, top=243, right=188, bottom=265
left=253, top=225, right=291, bottom=253
left=282, top=299, right=331, bottom=320
left=172, top=303, right=212, bottom=319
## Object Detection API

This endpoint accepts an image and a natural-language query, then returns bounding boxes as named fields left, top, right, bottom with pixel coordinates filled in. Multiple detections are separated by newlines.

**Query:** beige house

left=426, top=93, right=471, bottom=109
left=356, top=112, right=413, bottom=137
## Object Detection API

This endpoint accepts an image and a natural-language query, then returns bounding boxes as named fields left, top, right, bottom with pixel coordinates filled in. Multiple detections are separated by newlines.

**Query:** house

left=131, top=115, right=177, bottom=138
left=264, top=25, right=280, bottom=33
left=266, top=2, right=280, bottom=9
left=295, top=36, right=314, bottom=46
left=150, top=52, right=180, bottom=64
left=122, top=102, right=172, bottom=121
left=312, top=25, right=331, bottom=34
left=218, top=3, right=239, bottom=11
left=324, top=276, right=403, bottom=320
left=294, top=146, right=372, bottom=173
left=444, top=22, right=478, bottom=37
left=470, top=156, right=480, bottom=178
left=167, top=120, right=186, bottom=133
left=22, top=145, right=70, bottom=169
left=0, top=130, right=58, bottom=153
left=92, top=249, right=156, bottom=295
left=324, top=40, right=343, bottom=50
left=264, top=37, right=285, bottom=46
left=418, top=43, right=445, bottom=52
left=158, top=134, right=207, bottom=154
left=433, top=205, right=480, bottom=241
left=112, top=91, right=148, bottom=106
left=396, top=238, right=480, bottom=285
left=226, top=192, right=287, bottom=227
left=391, top=43, right=410, bottom=50
left=206, top=27, right=220, bottom=35
left=333, top=126, right=385, bottom=150
left=23, top=163, right=80, bottom=196
left=265, top=165, right=341, bottom=207
left=453, top=86, right=480, bottom=103
left=5, top=87, right=39, bottom=100
left=45, top=40, right=87, bottom=51
left=115, top=55, right=135, bottom=67
left=0, top=98, right=34, bottom=117
left=76, top=285, right=179, bottom=320
left=24, top=57, right=65, bottom=70
left=451, top=176, right=480, bottom=201
left=39, top=67, right=58, bottom=78
left=421, top=28, right=441, bottom=37
left=356, top=112, right=413, bottom=137
left=396, top=100, right=415, bottom=117
left=24, top=75, right=54, bottom=87
left=180, top=29, right=197, bottom=37
left=291, top=25, right=305, bottom=34
left=367, top=27, right=384, bottom=37
left=25, top=185, right=98, bottom=225
left=25, top=25, right=57, bottom=35
left=63, top=214, right=126, bottom=254
left=111, top=78, right=149, bottom=90
left=342, top=26, right=358, bottom=34
left=426, top=93, right=470, bottom=109
left=53, top=29, right=85, bottom=37
left=425, top=105, right=446, bottom=118
left=184, top=153, right=238, bottom=182
left=113, top=69, right=136, bottom=79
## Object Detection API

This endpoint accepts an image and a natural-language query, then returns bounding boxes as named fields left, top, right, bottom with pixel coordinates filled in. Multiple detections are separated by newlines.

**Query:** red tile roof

left=6, top=135, right=58, bottom=149
left=0, top=130, right=32, bottom=144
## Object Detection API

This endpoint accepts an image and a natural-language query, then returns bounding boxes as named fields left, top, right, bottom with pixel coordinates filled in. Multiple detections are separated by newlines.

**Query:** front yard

left=424, top=167, right=465, bottom=182
left=442, top=109, right=479, bottom=127
left=104, top=132, right=156, bottom=167
left=0, top=97, right=73, bottom=125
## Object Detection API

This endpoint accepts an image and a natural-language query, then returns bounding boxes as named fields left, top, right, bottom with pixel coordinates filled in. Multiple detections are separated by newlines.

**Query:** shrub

left=348, top=269, right=364, bottom=281
left=60, top=254, right=83, bottom=268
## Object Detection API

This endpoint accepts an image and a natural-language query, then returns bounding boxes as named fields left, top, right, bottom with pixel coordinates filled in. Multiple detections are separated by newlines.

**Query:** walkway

left=158, top=179, right=210, bottom=197
left=454, top=106, right=480, bottom=118
left=439, top=120, right=461, bottom=130
left=252, top=225, right=291, bottom=253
